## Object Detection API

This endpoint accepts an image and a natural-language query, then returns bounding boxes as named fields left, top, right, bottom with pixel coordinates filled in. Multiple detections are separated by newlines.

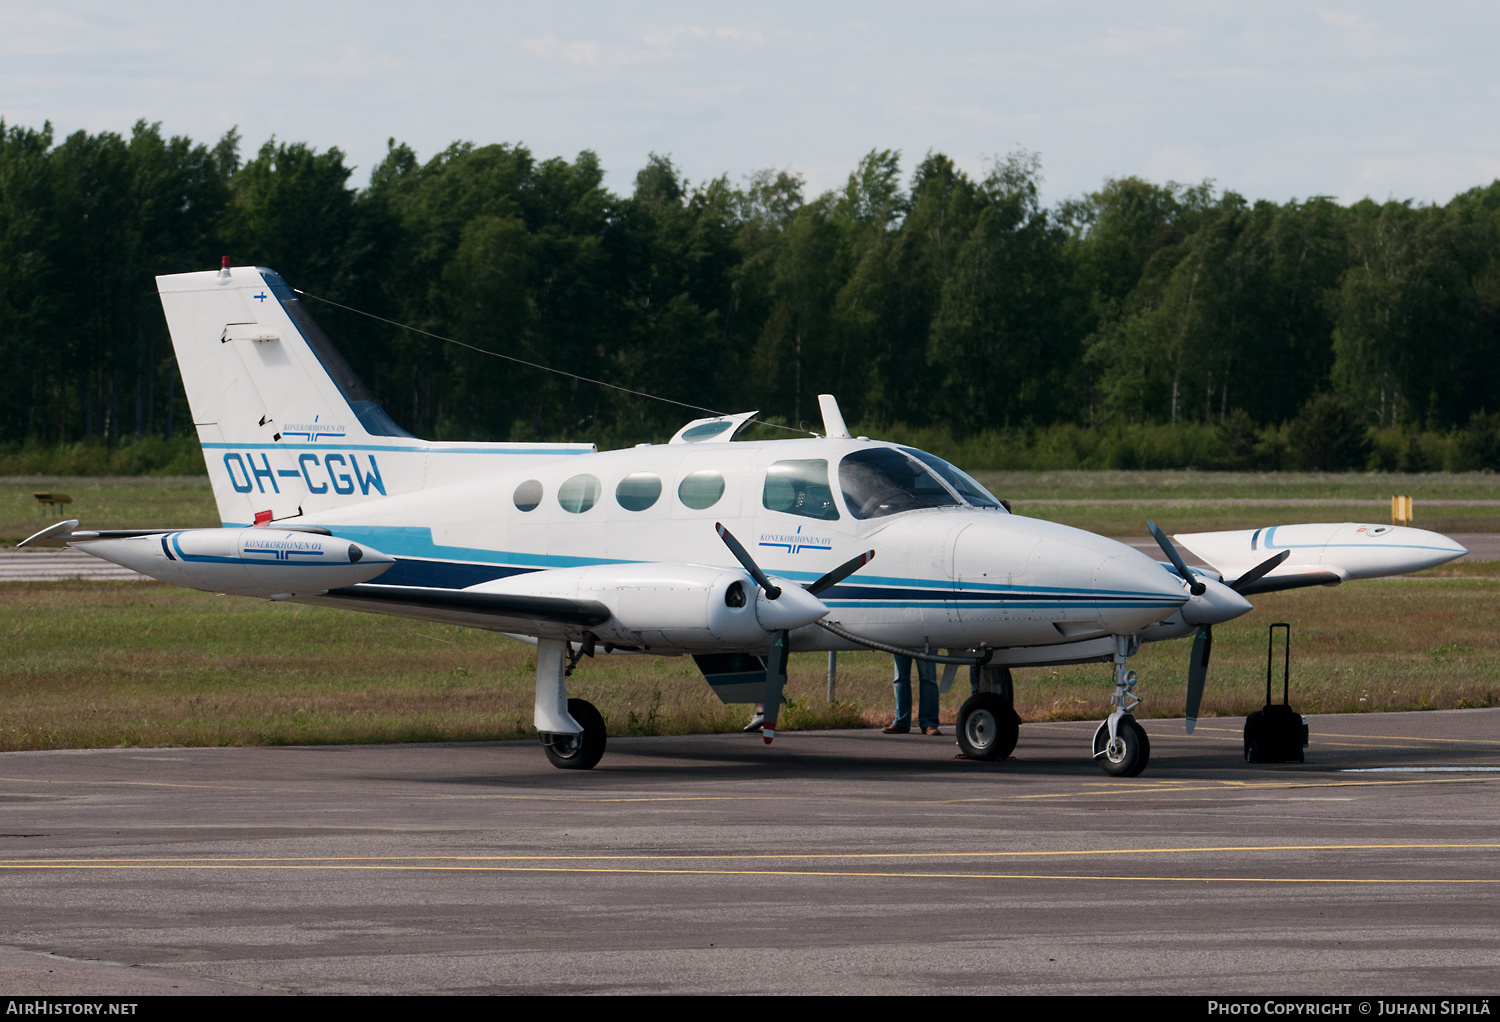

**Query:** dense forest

left=2, top=118, right=1499, bottom=472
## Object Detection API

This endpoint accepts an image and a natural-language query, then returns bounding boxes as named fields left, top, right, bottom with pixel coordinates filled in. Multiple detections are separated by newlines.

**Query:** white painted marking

left=1339, top=766, right=1500, bottom=773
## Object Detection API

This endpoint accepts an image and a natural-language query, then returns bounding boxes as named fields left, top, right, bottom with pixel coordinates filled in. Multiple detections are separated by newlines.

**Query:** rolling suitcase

left=1244, top=622, right=1309, bottom=763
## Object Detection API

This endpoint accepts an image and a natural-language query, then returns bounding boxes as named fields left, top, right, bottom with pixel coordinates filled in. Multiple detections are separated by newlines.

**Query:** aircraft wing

left=305, top=583, right=612, bottom=636
left=1175, top=522, right=1466, bottom=592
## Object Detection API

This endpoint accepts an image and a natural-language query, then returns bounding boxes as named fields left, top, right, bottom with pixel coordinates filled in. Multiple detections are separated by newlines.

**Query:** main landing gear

left=956, top=665, right=1021, bottom=761
left=535, top=637, right=607, bottom=770
left=1092, top=635, right=1150, bottom=777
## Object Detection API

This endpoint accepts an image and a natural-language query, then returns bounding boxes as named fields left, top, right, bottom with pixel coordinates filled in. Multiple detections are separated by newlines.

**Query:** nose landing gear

left=1092, top=635, right=1150, bottom=777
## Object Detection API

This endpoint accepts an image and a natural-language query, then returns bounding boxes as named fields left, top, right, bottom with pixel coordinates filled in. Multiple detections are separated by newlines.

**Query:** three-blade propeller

left=715, top=523, right=874, bottom=743
left=1152, top=521, right=1292, bottom=733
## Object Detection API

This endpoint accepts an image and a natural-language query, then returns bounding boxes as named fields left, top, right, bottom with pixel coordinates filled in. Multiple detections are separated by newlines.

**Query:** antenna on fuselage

left=818, top=394, right=851, bottom=439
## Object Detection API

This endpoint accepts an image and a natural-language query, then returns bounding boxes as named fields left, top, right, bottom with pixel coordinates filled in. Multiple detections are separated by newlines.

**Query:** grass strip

left=2, top=578, right=1495, bottom=751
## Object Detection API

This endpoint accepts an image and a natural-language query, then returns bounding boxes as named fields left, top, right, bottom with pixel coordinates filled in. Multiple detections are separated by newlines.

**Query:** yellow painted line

left=969, top=775, right=1500, bottom=801
left=1150, top=731, right=1431, bottom=750
left=0, top=862, right=1492, bottom=884
left=2, top=842, right=1494, bottom=867
left=1314, top=731, right=1500, bottom=746
left=1317, top=742, right=1430, bottom=750
left=1192, top=726, right=1500, bottom=746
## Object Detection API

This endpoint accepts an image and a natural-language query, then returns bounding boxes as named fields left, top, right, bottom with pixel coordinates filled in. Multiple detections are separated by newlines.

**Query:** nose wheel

left=1093, top=635, right=1150, bottom=777
left=1092, top=714, right=1150, bottom=777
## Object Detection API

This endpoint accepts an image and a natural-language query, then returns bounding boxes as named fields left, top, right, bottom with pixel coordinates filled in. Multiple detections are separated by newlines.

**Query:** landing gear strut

left=535, top=637, right=607, bottom=770
left=1092, top=635, right=1150, bottom=777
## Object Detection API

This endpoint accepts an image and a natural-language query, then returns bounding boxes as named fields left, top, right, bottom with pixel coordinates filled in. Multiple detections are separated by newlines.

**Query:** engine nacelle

left=76, top=529, right=395, bottom=597
left=469, top=563, right=827, bottom=648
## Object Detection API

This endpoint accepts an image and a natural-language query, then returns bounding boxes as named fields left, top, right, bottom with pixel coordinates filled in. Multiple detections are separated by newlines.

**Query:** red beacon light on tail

left=219, top=256, right=231, bottom=278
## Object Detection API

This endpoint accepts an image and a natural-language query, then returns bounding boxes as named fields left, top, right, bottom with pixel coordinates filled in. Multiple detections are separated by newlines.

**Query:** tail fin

left=158, top=264, right=592, bottom=526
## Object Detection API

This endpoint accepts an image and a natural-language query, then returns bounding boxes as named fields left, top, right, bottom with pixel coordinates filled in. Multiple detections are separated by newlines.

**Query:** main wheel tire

left=543, top=698, right=607, bottom=770
left=1100, top=717, right=1150, bottom=777
left=956, top=692, right=1021, bottom=761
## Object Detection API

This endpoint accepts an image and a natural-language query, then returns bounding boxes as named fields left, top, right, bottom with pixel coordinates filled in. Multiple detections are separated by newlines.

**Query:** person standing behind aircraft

left=884, top=655, right=940, bottom=735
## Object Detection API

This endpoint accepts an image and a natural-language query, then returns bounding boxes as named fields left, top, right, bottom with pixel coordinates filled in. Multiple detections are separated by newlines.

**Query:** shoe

left=882, top=723, right=910, bottom=734
left=923, top=726, right=942, bottom=736
left=743, top=714, right=765, bottom=733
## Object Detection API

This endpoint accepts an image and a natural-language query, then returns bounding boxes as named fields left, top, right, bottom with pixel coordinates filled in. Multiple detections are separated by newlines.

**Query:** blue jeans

left=893, top=656, right=939, bottom=729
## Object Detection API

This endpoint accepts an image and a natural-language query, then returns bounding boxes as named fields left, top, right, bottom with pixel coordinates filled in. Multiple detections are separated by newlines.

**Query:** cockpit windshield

left=838, top=448, right=961, bottom=520
left=899, top=447, right=1005, bottom=510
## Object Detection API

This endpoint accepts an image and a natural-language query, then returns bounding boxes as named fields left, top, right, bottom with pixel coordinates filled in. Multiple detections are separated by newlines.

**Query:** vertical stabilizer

left=157, top=264, right=592, bottom=525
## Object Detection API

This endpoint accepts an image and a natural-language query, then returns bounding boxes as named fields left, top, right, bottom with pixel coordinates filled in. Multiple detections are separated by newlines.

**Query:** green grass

left=2, top=578, right=1495, bottom=751
left=2, top=476, right=219, bottom=546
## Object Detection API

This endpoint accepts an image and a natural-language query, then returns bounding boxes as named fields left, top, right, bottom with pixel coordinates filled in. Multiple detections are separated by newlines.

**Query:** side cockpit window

left=763, top=459, right=840, bottom=520
left=839, top=448, right=960, bottom=520
left=899, top=447, right=1006, bottom=511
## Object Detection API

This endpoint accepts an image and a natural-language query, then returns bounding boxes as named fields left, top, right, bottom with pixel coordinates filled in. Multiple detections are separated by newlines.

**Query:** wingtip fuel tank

left=75, top=529, right=395, bottom=597
left=1176, top=522, right=1467, bottom=583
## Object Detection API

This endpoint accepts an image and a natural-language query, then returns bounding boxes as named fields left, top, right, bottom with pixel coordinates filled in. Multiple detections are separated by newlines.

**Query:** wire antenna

left=294, top=289, right=813, bottom=437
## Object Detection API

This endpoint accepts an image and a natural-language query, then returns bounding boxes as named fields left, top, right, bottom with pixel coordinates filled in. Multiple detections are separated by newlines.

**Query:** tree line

left=2, top=117, right=1498, bottom=471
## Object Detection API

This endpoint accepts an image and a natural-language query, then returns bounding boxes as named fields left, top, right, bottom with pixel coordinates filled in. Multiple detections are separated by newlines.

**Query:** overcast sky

left=3, top=1, right=1496, bottom=207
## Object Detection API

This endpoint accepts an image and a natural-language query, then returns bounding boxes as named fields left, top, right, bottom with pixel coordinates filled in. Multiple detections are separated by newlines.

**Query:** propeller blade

left=1227, top=549, right=1291, bottom=593
left=762, top=629, right=790, bottom=744
left=1185, top=625, right=1212, bottom=734
left=1148, top=519, right=1206, bottom=596
left=715, top=522, right=781, bottom=600
left=805, top=550, right=875, bottom=596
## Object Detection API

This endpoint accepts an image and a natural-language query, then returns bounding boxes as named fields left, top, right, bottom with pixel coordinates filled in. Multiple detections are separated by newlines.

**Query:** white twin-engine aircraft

left=24, top=264, right=1468, bottom=776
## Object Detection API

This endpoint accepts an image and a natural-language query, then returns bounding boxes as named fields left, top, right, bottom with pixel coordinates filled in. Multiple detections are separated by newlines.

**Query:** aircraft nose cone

left=1093, top=549, right=1190, bottom=632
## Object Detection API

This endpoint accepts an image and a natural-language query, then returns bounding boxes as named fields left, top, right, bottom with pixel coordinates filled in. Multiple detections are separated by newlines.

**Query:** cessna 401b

left=23, top=263, right=1468, bottom=776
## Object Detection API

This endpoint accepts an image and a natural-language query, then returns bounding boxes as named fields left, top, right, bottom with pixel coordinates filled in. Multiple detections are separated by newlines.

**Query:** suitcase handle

left=1266, top=622, right=1291, bottom=708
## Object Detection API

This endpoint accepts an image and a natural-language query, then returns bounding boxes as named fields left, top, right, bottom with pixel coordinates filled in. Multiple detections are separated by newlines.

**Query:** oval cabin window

left=677, top=470, right=726, bottom=510
left=513, top=479, right=543, bottom=512
left=558, top=474, right=601, bottom=514
left=615, top=472, right=663, bottom=512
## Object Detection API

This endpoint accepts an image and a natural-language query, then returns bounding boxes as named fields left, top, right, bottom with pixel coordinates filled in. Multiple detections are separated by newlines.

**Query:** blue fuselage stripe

left=353, top=554, right=1180, bottom=609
